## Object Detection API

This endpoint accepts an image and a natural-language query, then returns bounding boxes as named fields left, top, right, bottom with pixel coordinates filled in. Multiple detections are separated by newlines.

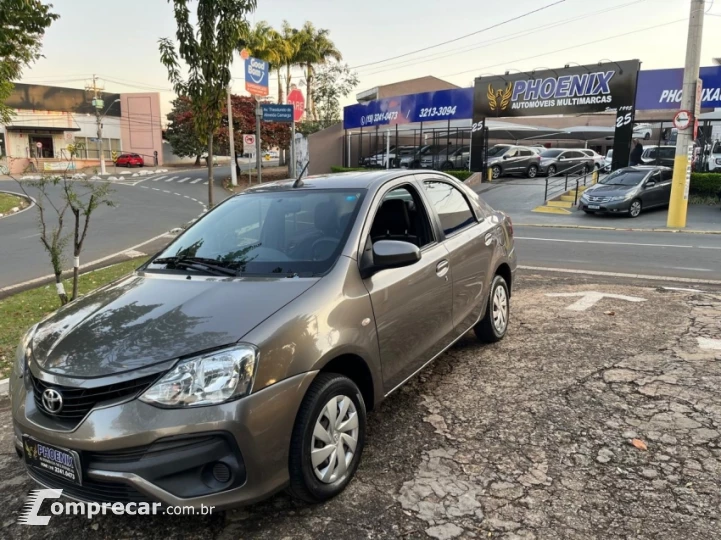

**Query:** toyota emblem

left=42, top=388, right=63, bottom=414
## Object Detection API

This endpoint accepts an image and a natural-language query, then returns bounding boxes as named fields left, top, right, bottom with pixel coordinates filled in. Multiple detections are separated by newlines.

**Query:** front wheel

left=527, top=165, right=538, bottom=178
left=547, top=165, right=557, bottom=177
left=491, top=165, right=502, bottom=179
left=628, top=199, right=642, bottom=218
left=644, top=132, right=651, bottom=140
left=474, top=274, right=510, bottom=343
left=288, top=373, right=366, bottom=503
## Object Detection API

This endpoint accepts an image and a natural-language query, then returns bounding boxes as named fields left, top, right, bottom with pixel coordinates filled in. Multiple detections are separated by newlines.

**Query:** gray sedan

left=579, top=166, right=673, bottom=217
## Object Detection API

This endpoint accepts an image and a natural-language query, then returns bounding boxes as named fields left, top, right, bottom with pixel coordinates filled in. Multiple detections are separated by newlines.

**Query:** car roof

left=615, top=166, right=671, bottom=172
left=243, top=170, right=435, bottom=193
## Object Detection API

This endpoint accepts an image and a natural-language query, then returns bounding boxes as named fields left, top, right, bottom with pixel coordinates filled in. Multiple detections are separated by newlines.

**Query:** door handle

left=436, top=260, right=449, bottom=277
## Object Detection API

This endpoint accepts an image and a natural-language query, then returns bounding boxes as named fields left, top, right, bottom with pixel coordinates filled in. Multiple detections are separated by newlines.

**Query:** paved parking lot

left=2, top=272, right=721, bottom=539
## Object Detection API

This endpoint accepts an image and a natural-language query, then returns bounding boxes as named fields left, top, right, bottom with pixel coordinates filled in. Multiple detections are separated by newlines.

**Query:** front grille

left=30, top=372, right=159, bottom=423
left=27, top=466, right=150, bottom=503
left=85, top=435, right=219, bottom=464
left=588, top=195, right=613, bottom=203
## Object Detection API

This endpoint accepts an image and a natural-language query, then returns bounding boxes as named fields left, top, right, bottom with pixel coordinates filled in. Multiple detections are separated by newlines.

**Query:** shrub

left=443, top=170, right=473, bottom=182
left=690, top=173, right=721, bottom=197
left=330, top=166, right=368, bottom=173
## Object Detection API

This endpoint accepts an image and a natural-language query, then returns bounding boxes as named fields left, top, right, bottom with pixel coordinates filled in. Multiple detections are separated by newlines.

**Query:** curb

left=519, top=265, right=721, bottom=286
left=514, top=223, right=721, bottom=235
left=0, top=189, right=35, bottom=220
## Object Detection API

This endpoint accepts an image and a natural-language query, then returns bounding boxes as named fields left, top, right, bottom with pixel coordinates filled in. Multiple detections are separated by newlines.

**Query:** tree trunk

left=194, top=154, right=201, bottom=166
left=285, top=63, right=292, bottom=97
left=207, top=133, right=214, bottom=209
left=277, top=68, right=284, bottom=104
left=306, top=62, right=312, bottom=121
left=55, top=274, right=68, bottom=305
left=72, top=260, right=79, bottom=301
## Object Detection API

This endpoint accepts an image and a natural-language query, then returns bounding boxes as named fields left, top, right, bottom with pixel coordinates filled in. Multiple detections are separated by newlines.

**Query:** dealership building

left=308, top=62, right=721, bottom=175
left=0, top=83, right=163, bottom=174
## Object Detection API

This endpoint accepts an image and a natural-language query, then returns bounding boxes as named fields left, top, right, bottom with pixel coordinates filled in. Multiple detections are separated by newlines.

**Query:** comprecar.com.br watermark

left=19, top=489, right=214, bottom=525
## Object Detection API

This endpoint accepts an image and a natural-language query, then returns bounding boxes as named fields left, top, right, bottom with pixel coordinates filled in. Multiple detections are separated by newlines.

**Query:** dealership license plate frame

left=22, top=434, right=82, bottom=485
left=588, top=204, right=601, bottom=210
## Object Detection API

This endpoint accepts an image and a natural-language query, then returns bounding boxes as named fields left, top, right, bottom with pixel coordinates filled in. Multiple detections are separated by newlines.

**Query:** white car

left=580, top=149, right=605, bottom=170
left=706, top=140, right=721, bottom=172
left=603, top=150, right=613, bottom=172
left=633, top=123, right=653, bottom=140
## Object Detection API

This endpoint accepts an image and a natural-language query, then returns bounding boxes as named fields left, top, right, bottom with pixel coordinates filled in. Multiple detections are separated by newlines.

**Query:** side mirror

left=502, top=155, right=509, bottom=160
left=558, top=156, right=565, bottom=161
left=645, top=180, right=656, bottom=188
left=361, top=240, right=420, bottom=278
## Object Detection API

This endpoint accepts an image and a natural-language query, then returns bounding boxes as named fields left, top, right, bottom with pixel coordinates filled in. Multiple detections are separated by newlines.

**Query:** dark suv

left=486, top=145, right=542, bottom=179
left=538, top=149, right=594, bottom=177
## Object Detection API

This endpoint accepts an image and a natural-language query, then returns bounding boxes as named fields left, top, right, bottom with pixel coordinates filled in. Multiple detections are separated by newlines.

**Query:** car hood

left=584, top=184, right=637, bottom=196
left=31, top=272, right=318, bottom=378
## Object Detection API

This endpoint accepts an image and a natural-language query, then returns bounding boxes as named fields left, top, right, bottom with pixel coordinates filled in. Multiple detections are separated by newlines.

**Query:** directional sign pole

left=227, top=84, right=237, bottom=187
left=291, top=119, right=296, bottom=178
left=255, top=99, right=262, bottom=184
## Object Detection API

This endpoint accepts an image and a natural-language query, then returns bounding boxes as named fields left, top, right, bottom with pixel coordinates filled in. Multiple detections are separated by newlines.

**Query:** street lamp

left=96, top=98, right=120, bottom=175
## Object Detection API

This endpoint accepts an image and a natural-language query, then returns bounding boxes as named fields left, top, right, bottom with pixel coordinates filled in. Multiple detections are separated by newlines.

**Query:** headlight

left=715, top=158, right=721, bottom=165
left=14, top=324, right=37, bottom=378
left=140, top=345, right=258, bottom=408
left=609, top=192, right=635, bottom=201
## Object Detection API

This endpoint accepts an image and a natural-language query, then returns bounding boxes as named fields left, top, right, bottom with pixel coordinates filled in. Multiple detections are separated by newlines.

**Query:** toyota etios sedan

left=11, top=171, right=516, bottom=508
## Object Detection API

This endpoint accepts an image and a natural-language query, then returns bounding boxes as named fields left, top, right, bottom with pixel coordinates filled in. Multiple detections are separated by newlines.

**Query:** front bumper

left=579, top=198, right=633, bottom=213
left=11, top=370, right=317, bottom=509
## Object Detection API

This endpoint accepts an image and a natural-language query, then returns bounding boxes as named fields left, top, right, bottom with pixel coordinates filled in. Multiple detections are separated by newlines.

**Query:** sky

left=19, top=0, right=721, bottom=123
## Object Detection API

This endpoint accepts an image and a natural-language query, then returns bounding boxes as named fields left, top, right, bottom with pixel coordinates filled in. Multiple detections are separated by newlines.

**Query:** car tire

left=288, top=372, right=366, bottom=504
left=474, top=274, right=510, bottom=343
left=582, top=164, right=590, bottom=175
left=491, top=165, right=502, bottom=179
left=526, top=165, right=538, bottom=178
left=628, top=199, right=642, bottom=218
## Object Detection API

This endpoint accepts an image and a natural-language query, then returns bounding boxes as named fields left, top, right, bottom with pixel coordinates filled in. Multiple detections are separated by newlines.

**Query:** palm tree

left=244, top=21, right=285, bottom=103
left=280, top=21, right=301, bottom=101
left=296, top=22, right=342, bottom=121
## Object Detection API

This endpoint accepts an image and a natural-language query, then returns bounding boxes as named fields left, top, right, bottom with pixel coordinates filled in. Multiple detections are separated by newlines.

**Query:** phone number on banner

left=417, top=106, right=457, bottom=119
left=361, top=111, right=399, bottom=125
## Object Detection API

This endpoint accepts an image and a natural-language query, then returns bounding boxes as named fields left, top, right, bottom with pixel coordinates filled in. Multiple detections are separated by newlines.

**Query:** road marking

left=162, top=190, right=170, bottom=193
left=153, top=176, right=165, bottom=181
left=672, top=267, right=712, bottom=272
left=190, top=178, right=203, bottom=184
left=515, top=236, right=721, bottom=250
left=178, top=177, right=191, bottom=183
left=520, top=265, right=721, bottom=285
left=698, top=337, right=721, bottom=350
left=203, top=181, right=208, bottom=185
left=165, top=176, right=179, bottom=182
left=662, top=286, right=703, bottom=293
left=546, top=291, right=646, bottom=311
left=21, top=233, right=41, bottom=239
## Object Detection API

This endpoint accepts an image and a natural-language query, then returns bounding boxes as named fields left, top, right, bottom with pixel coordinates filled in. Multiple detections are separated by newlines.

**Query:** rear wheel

left=644, top=132, right=650, bottom=140
left=628, top=199, right=642, bottom=218
left=581, top=164, right=590, bottom=175
left=288, top=373, right=366, bottom=503
left=547, top=165, right=557, bottom=176
left=474, top=274, right=510, bottom=343
left=527, top=165, right=538, bottom=178
left=491, top=165, right=502, bottom=179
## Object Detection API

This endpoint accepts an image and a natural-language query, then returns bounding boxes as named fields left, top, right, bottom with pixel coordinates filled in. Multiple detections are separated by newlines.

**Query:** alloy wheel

left=528, top=166, right=538, bottom=178
left=492, top=285, right=508, bottom=334
left=492, top=166, right=501, bottom=179
left=629, top=200, right=642, bottom=218
left=311, top=395, right=359, bottom=484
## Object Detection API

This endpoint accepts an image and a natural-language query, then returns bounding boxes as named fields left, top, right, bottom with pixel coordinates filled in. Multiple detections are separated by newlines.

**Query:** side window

left=423, top=181, right=476, bottom=237
left=661, top=170, right=673, bottom=182
left=370, top=186, right=433, bottom=248
left=505, top=149, right=517, bottom=158
left=519, top=149, right=533, bottom=157
left=661, top=148, right=675, bottom=159
left=648, top=172, right=661, bottom=184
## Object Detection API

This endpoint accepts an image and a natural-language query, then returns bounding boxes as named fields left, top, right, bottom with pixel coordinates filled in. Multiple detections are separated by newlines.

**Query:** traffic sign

left=287, top=88, right=305, bottom=122
left=35, top=141, right=42, bottom=148
left=673, top=110, right=692, bottom=130
left=240, top=48, right=250, bottom=61
left=261, top=104, right=294, bottom=123
left=242, top=134, right=256, bottom=155
left=244, top=57, right=269, bottom=97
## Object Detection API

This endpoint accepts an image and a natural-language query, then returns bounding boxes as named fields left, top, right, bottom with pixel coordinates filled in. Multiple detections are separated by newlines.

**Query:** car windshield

left=599, top=170, right=648, bottom=186
left=712, top=141, right=720, bottom=154
left=430, top=146, right=460, bottom=156
left=540, top=150, right=563, bottom=158
left=148, top=189, right=365, bottom=277
left=487, top=145, right=511, bottom=157
left=606, top=150, right=613, bottom=158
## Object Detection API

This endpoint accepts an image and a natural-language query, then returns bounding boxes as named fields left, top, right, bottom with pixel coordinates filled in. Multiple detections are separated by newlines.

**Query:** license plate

left=23, top=435, right=82, bottom=485
left=588, top=204, right=600, bottom=210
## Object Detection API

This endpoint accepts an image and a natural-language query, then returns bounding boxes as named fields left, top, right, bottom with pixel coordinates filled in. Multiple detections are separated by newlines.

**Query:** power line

left=442, top=18, right=686, bottom=78
left=356, top=0, right=647, bottom=77
left=349, top=0, right=567, bottom=70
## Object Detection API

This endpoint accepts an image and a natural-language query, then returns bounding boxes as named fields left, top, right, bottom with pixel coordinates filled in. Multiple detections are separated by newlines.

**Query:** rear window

left=540, top=150, right=563, bottom=158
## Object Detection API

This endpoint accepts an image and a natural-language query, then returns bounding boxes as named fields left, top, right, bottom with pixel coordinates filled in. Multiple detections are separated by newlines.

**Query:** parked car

left=399, top=145, right=436, bottom=169
left=360, top=146, right=397, bottom=167
left=538, top=149, right=594, bottom=177
left=603, top=150, right=614, bottom=172
left=580, top=149, right=605, bottom=170
left=633, top=123, right=653, bottom=140
left=11, top=170, right=516, bottom=508
left=115, top=153, right=144, bottom=167
left=579, top=166, right=672, bottom=217
left=371, top=146, right=416, bottom=168
left=640, top=145, right=676, bottom=168
left=420, top=145, right=469, bottom=170
left=485, top=145, right=542, bottom=179
left=706, top=140, right=721, bottom=172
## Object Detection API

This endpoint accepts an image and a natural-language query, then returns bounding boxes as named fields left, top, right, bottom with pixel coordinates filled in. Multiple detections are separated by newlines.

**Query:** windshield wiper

left=152, top=256, right=238, bottom=277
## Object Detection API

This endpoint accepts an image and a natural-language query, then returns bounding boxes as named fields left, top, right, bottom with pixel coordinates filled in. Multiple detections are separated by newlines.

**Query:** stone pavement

left=1, top=273, right=721, bottom=539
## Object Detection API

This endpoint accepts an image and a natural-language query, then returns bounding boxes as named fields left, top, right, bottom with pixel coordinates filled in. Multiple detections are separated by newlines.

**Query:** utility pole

left=86, top=75, right=108, bottom=175
left=255, top=99, right=262, bottom=183
left=667, top=0, right=705, bottom=228
left=227, top=83, right=237, bottom=187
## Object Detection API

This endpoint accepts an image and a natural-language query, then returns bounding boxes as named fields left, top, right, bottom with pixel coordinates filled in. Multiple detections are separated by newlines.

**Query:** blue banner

left=635, top=66, right=721, bottom=110
left=245, top=57, right=269, bottom=97
left=343, top=88, right=473, bottom=130
left=261, top=104, right=294, bottom=123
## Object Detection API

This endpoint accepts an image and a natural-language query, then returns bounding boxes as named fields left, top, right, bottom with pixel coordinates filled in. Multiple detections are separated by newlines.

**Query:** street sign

left=35, top=142, right=42, bottom=148
left=240, top=48, right=250, bottom=61
left=673, top=110, right=692, bottom=130
left=261, top=104, right=294, bottom=123
left=244, top=57, right=269, bottom=97
left=287, top=88, right=305, bottom=122
left=242, top=134, right=256, bottom=155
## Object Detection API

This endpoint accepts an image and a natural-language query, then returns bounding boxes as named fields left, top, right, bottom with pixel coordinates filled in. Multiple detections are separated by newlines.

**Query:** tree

left=296, top=23, right=342, bottom=121
left=215, top=94, right=291, bottom=154
left=0, top=0, right=59, bottom=124
left=159, top=0, right=256, bottom=209
left=245, top=21, right=292, bottom=105
left=165, top=96, right=206, bottom=165
left=307, top=62, right=359, bottom=129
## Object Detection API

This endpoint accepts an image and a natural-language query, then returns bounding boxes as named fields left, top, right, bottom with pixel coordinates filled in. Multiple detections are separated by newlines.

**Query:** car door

left=659, top=169, right=674, bottom=205
left=420, top=176, right=493, bottom=337
left=557, top=151, right=573, bottom=172
left=640, top=170, right=663, bottom=207
left=517, top=148, right=535, bottom=172
left=361, top=181, right=455, bottom=393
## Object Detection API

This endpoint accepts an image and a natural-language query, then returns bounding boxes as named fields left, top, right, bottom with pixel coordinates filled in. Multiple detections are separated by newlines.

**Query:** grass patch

left=0, top=192, right=27, bottom=215
left=0, top=257, right=146, bottom=379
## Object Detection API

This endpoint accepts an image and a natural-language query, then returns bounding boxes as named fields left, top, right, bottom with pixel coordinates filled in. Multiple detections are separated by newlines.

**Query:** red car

left=115, top=153, right=144, bottom=167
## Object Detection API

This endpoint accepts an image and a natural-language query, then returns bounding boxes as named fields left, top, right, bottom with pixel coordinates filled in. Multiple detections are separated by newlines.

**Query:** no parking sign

left=242, top=134, right=256, bottom=155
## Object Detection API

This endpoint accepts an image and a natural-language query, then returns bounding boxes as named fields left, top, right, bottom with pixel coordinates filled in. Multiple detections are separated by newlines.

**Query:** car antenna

left=293, top=162, right=309, bottom=188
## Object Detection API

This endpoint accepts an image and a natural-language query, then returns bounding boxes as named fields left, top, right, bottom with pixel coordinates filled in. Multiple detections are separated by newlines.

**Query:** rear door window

left=423, top=181, right=477, bottom=237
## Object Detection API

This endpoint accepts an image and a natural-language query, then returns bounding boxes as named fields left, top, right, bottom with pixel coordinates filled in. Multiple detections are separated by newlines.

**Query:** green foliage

left=295, top=22, right=342, bottom=121
left=308, top=62, right=359, bottom=128
left=0, top=0, right=59, bottom=123
left=330, top=166, right=368, bottom=173
left=445, top=170, right=473, bottom=181
left=690, top=173, right=721, bottom=197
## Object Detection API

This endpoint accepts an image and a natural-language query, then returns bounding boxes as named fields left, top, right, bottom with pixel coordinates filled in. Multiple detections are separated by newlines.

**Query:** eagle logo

left=24, top=441, right=38, bottom=460
left=487, top=83, right=513, bottom=113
